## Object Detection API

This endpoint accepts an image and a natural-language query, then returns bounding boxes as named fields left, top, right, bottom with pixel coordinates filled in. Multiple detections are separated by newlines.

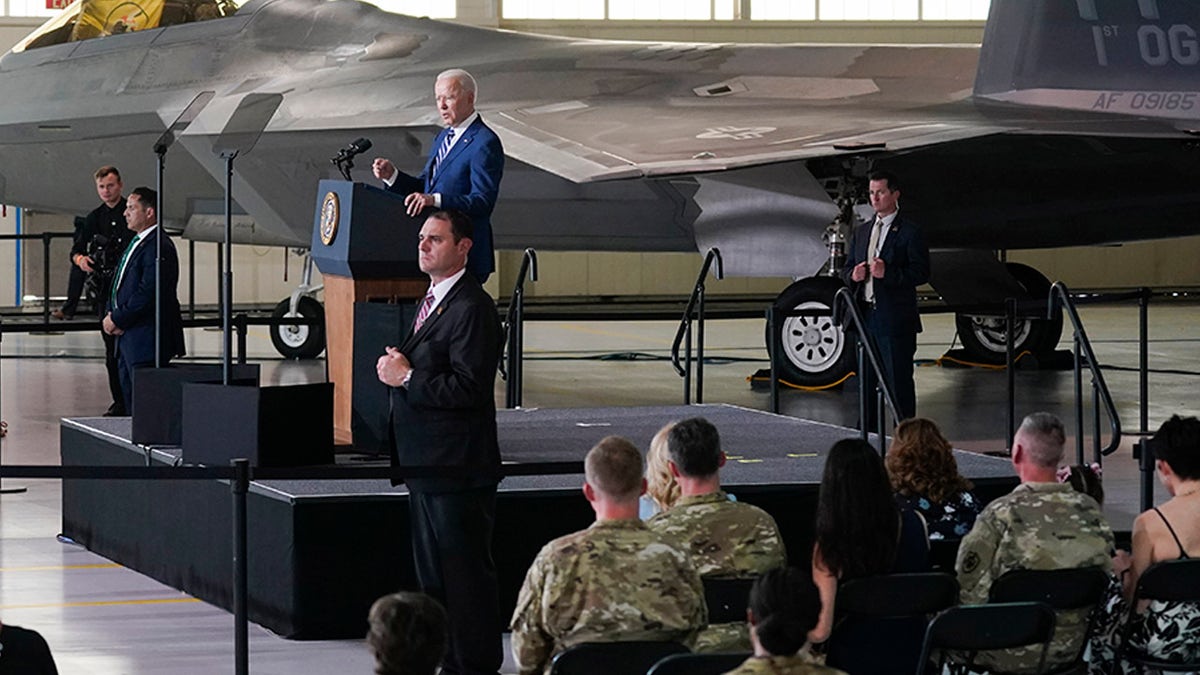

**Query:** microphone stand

left=0, top=317, right=28, bottom=495
left=333, top=154, right=354, bottom=181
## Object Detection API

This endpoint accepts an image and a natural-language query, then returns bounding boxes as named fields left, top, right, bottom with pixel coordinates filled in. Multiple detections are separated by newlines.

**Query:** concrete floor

left=0, top=301, right=1196, bottom=673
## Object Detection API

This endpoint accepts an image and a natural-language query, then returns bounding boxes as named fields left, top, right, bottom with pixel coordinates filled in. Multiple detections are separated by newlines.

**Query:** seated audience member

left=0, top=618, right=58, bottom=674
left=886, top=417, right=982, bottom=540
left=812, top=439, right=930, bottom=675
left=640, top=421, right=680, bottom=519
left=510, top=436, right=706, bottom=675
left=648, top=417, right=786, bottom=651
left=956, top=412, right=1113, bottom=674
left=722, top=567, right=847, bottom=675
left=1091, top=415, right=1200, bottom=674
left=366, top=592, right=447, bottom=675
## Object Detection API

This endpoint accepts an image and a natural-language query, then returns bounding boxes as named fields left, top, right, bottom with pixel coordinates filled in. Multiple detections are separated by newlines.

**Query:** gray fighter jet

left=0, top=0, right=1197, bottom=379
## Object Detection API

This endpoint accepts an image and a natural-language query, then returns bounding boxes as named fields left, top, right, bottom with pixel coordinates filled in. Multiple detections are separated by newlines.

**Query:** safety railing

left=502, top=248, right=537, bottom=408
left=1048, top=282, right=1122, bottom=464
left=828, top=286, right=901, bottom=451
left=0, top=231, right=76, bottom=323
left=670, top=248, right=722, bottom=405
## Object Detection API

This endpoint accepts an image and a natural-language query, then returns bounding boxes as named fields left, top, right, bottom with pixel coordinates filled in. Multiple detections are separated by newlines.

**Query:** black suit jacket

left=841, top=213, right=930, bottom=336
left=110, top=227, right=186, bottom=365
left=388, top=115, right=504, bottom=280
left=388, top=272, right=502, bottom=492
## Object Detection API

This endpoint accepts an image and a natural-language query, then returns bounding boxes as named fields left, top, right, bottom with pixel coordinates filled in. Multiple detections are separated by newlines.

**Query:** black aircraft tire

left=270, top=296, right=326, bottom=360
left=954, top=262, right=1063, bottom=361
left=766, top=276, right=856, bottom=387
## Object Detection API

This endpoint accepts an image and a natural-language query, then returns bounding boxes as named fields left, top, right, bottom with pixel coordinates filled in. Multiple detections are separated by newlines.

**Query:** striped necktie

left=431, top=128, right=455, bottom=180
left=414, top=289, right=435, bottom=332
left=864, top=217, right=884, bottom=303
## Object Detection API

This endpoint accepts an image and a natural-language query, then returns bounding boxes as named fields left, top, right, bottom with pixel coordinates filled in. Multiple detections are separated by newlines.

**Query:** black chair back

left=647, top=652, right=752, bottom=675
left=702, top=577, right=756, bottom=624
left=549, top=641, right=689, bottom=675
left=1113, top=558, right=1200, bottom=673
left=837, top=572, right=959, bottom=617
left=916, top=601, right=1057, bottom=675
left=989, top=566, right=1110, bottom=610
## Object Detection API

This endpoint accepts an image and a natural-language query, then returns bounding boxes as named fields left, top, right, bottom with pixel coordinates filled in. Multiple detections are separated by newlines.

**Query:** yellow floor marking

left=786, top=453, right=819, bottom=458
left=735, top=459, right=763, bottom=464
left=0, top=597, right=200, bottom=610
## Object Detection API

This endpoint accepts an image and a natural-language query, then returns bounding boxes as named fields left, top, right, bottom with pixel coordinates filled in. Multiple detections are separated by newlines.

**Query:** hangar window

left=13, top=0, right=239, bottom=51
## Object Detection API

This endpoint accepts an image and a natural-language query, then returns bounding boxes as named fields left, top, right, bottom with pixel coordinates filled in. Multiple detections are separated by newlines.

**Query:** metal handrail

left=670, top=248, right=722, bottom=405
left=503, top=248, right=538, bottom=408
left=831, top=286, right=901, bottom=451
left=1048, top=282, right=1122, bottom=462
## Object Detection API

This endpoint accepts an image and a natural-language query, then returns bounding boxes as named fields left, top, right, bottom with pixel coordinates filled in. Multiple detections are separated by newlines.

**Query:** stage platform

left=60, top=403, right=1017, bottom=639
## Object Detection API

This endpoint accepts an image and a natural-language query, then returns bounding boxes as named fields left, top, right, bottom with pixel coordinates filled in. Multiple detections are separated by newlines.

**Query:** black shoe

left=103, top=402, right=127, bottom=417
left=51, top=308, right=74, bottom=320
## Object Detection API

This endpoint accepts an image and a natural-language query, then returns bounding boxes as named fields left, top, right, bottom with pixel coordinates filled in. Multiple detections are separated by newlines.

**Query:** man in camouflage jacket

left=647, top=417, right=786, bottom=652
left=956, top=412, right=1114, bottom=674
left=510, top=436, right=706, bottom=675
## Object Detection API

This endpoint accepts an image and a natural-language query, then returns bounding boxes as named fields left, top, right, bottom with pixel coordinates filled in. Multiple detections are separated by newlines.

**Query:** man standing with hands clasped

left=842, top=170, right=930, bottom=425
left=372, top=68, right=503, bottom=283
left=376, top=210, right=503, bottom=675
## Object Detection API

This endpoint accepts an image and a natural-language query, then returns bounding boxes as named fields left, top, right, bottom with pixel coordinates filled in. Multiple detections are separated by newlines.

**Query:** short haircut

left=748, top=567, right=823, bottom=656
left=1153, top=415, right=1200, bottom=480
left=585, top=436, right=643, bottom=501
left=94, top=165, right=121, bottom=181
left=645, top=422, right=680, bottom=511
left=366, top=591, right=447, bottom=675
left=427, top=210, right=473, bottom=243
left=667, top=417, right=722, bottom=478
left=128, top=187, right=158, bottom=212
left=1018, top=412, right=1066, bottom=468
left=868, top=169, right=899, bottom=192
left=437, top=68, right=477, bottom=97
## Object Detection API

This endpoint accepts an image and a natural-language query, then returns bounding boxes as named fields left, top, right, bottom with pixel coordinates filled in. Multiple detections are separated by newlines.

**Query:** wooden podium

left=310, top=179, right=427, bottom=446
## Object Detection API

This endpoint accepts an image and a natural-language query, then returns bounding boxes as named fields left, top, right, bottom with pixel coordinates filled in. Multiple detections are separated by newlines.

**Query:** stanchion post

left=767, top=307, right=779, bottom=414
left=42, top=232, right=52, bottom=324
left=1005, top=297, right=1016, bottom=447
left=1139, top=289, right=1149, bottom=436
left=0, top=316, right=28, bottom=495
left=696, top=283, right=705, bottom=405
left=682, top=319, right=692, bottom=406
left=235, top=315, right=248, bottom=365
left=231, top=458, right=250, bottom=675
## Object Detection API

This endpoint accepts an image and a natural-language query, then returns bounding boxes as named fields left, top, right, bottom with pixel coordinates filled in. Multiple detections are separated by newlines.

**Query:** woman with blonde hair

left=885, top=417, right=981, bottom=540
left=640, top=421, right=681, bottom=519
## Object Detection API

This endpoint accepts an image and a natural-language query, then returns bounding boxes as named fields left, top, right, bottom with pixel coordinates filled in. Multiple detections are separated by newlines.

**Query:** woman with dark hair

left=1091, top=415, right=1200, bottom=674
left=811, top=438, right=929, bottom=675
left=886, top=417, right=982, bottom=540
left=722, top=568, right=846, bottom=675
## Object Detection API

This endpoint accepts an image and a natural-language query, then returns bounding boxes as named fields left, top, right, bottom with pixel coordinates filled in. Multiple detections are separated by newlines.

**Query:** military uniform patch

left=962, top=550, right=980, bottom=573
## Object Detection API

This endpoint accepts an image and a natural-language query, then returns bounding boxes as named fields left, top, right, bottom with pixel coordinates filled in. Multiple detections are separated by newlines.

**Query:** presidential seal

left=319, top=191, right=340, bottom=246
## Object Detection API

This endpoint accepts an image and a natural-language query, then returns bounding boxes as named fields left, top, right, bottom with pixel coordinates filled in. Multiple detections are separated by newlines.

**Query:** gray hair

left=436, top=68, right=477, bottom=97
left=1018, top=412, right=1066, bottom=468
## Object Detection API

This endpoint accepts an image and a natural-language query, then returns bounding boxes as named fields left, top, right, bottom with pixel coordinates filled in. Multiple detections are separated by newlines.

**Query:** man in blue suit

left=372, top=69, right=504, bottom=283
left=102, top=187, right=186, bottom=414
left=841, top=170, right=930, bottom=424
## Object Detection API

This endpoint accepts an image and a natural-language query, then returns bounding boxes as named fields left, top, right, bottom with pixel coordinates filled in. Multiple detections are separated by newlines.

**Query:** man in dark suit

left=841, top=170, right=930, bottom=424
left=101, top=187, right=186, bottom=415
left=376, top=210, right=503, bottom=675
left=372, top=68, right=503, bottom=283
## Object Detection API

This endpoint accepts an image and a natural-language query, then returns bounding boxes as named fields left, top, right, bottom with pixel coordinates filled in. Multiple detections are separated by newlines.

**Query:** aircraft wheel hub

left=781, top=300, right=845, bottom=372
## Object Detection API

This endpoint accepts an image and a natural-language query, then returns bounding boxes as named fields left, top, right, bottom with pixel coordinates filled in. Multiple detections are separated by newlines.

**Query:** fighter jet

left=0, top=0, right=1197, bottom=381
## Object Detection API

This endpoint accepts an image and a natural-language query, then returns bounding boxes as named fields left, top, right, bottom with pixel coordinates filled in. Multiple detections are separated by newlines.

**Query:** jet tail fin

left=975, top=0, right=1200, bottom=123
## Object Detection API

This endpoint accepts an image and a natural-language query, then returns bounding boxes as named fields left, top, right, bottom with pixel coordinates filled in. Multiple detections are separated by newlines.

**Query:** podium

left=311, top=180, right=428, bottom=446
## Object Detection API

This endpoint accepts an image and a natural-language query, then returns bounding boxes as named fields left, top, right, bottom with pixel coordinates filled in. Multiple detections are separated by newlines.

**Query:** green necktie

left=109, top=234, right=140, bottom=308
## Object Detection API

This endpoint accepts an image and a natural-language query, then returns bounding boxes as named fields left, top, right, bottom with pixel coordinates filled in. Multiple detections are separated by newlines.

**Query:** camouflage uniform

left=723, top=654, right=848, bottom=675
left=648, top=491, right=786, bottom=652
left=955, top=482, right=1114, bottom=674
left=510, top=518, right=707, bottom=675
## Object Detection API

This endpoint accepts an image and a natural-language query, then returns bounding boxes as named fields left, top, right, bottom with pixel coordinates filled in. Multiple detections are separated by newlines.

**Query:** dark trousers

left=61, top=265, right=86, bottom=315
left=102, top=330, right=125, bottom=414
left=409, top=487, right=502, bottom=675
left=860, top=317, right=917, bottom=426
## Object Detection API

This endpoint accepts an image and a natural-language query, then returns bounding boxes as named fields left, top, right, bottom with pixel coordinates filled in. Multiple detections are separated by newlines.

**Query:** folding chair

left=702, top=576, right=757, bottom=624
left=549, top=641, right=689, bottom=675
left=647, top=651, right=752, bottom=675
left=1112, top=558, right=1200, bottom=674
left=826, top=572, right=959, bottom=675
left=916, top=601, right=1057, bottom=675
left=988, top=566, right=1111, bottom=675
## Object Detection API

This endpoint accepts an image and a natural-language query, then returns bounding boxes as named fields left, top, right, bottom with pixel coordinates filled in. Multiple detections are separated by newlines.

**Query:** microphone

left=332, top=137, right=372, bottom=162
